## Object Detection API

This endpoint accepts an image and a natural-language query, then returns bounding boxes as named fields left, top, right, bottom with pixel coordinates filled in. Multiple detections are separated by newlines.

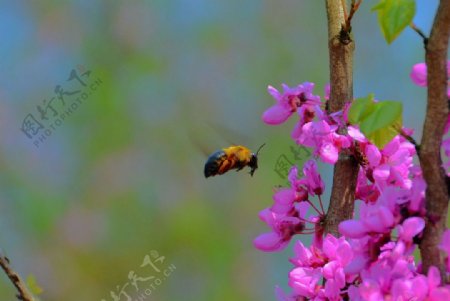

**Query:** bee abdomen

left=204, top=150, right=227, bottom=178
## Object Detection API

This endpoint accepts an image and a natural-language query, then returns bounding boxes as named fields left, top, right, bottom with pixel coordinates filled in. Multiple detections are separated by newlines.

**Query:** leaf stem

left=410, top=23, right=429, bottom=46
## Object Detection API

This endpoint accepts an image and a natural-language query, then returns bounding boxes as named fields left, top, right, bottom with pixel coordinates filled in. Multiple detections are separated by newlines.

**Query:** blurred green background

left=0, top=1, right=438, bottom=300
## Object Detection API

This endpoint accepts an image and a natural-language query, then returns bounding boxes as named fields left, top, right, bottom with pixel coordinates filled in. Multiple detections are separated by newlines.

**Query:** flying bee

left=204, top=143, right=266, bottom=178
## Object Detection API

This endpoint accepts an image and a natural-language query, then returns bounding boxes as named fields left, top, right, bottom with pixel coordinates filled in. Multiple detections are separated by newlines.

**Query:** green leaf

left=365, top=114, right=402, bottom=148
left=360, top=101, right=402, bottom=135
left=348, top=94, right=403, bottom=148
left=371, top=1, right=386, bottom=11
left=26, top=274, right=43, bottom=296
left=348, top=94, right=376, bottom=124
left=372, top=0, right=416, bottom=44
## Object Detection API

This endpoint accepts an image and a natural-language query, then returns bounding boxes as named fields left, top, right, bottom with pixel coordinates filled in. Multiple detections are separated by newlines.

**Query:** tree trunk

left=418, top=0, right=450, bottom=281
left=324, top=0, right=359, bottom=236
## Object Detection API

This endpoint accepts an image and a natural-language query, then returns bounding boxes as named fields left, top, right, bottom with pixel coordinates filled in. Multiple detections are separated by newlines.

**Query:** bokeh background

left=0, top=1, right=440, bottom=300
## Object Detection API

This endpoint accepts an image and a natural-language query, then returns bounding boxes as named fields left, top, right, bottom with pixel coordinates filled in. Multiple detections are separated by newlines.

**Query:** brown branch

left=398, top=128, right=420, bottom=154
left=344, top=0, right=362, bottom=34
left=347, top=0, right=362, bottom=25
left=324, top=0, right=359, bottom=236
left=0, top=254, right=34, bottom=301
left=418, top=0, right=450, bottom=281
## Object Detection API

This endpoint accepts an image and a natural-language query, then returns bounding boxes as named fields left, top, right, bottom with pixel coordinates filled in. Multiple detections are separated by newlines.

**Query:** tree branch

left=324, top=0, right=359, bottom=236
left=343, top=0, right=362, bottom=35
left=410, top=23, right=429, bottom=46
left=0, top=254, right=34, bottom=301
left=418, top=0, right=450, bottom=280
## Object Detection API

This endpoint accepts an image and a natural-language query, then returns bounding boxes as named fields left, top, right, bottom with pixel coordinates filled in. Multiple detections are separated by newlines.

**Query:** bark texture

left=324, top=0, right=359, bottom=236
left=418, top=0, right=450, bottom=280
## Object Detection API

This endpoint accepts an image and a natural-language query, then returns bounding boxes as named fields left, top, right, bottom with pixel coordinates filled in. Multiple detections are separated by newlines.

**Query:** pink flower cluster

left=256, top=82, right=450, bottom=300
left=253, top=160, right=326, bottom=252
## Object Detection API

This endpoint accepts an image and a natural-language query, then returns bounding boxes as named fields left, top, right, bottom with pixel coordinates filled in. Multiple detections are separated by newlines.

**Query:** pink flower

left=339, top=202, right=394, bottom=238
left=255, top=160, right=328, bottom=254
left=359, top=257, right=414, bottom=299
left=423, top=266, right=450, bottom=301
left=391, top=277, right=420, bottom=301
left=287, top=234, right=355, bottom=300
left=355, top=169, right=380, bottom=203
left=398, top=217, right=425, bottom=242
left=372, top=137, right=414, bottom=189
left=257, top=79, right=448, bottom=301
left=289, top=267, right=322, bottom=298
left=445, top=115, right=450, bottom=135
left=359, top=279, right=383, bottom=301
left=443, top=138, right=450, bottom=158
left=338, top=220, right=367, bottom=238
left=298, top=160, right=325, bottom=196
left=262, top=83, right=321, bottom=125
left=347, top=126, right=367, bottom=142
left=294, top=118, right=349, bottom=164
left=290, top=240, right=326, bottom=268
left=253, top=231, right=288, bottom=252
left=274, top=286, right=299, bottom=301
left=322, top=235, right=353, bottom=266
left=324, top=83, right=330, bottom=101
left=271, top=188, right=298, bottom=214
left=324, top=274, right=344, bottom=300
left=254, top=202, right=310, bottom=252
left=365, top=144, right=381, bottom=167
left=439, top=229, right=450, bottom=272
left=410, top=61, right=450, bottom=98
left=347, top=285, right=363, bottom=301
left=408, top=176, right=426, bottom=214
left=410, top=63, right=428, bottom=87
left=439, top=229, right=450, bottom=255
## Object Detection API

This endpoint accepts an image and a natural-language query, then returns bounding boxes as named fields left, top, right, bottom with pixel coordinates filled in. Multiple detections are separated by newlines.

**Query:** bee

left=204, top=143, right=266, bottom=178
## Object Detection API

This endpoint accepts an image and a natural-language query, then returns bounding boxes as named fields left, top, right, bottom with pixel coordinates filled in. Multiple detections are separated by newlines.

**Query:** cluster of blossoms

left=255, top=62, right=450, bottom=300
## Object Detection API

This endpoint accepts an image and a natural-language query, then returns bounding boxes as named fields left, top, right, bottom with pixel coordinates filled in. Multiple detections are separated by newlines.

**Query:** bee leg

left=218, top=160, right=232, bottom=174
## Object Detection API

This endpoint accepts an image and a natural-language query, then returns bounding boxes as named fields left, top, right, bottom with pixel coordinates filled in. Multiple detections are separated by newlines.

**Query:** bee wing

left=188, top=128, right=213, bottom=157
left=207, top=121, right=251, bottom=147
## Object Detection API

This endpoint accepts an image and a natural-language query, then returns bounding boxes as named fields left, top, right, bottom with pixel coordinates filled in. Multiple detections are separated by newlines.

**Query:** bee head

left=249, top=143, right=266, bottom=176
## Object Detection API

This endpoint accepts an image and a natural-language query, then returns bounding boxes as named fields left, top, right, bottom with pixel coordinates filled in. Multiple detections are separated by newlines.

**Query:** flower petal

left=410, top=63, right=428, bottom=87
left=339, top=220, right=367, bottom=238
left=262, top=104, right=292, bottom=125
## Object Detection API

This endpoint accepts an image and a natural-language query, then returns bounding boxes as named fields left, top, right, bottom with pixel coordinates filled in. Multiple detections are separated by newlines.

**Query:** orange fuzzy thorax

left=222, top=146, right=252, bottom=164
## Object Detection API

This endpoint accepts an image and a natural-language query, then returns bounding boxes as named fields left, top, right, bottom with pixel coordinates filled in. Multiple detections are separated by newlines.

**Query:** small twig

left=318, top=195, right=325, bottom=214
left=0, top=254, right=34, bottom=301
left=398, top=128, right=421, bottom=154
left=340, top=0, right=362, bottom=44
left=410, top=23, right=429, bottom=46
left=307, top=199, right=324, bottom=216
left=347, top=0, right=362, bottom=29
